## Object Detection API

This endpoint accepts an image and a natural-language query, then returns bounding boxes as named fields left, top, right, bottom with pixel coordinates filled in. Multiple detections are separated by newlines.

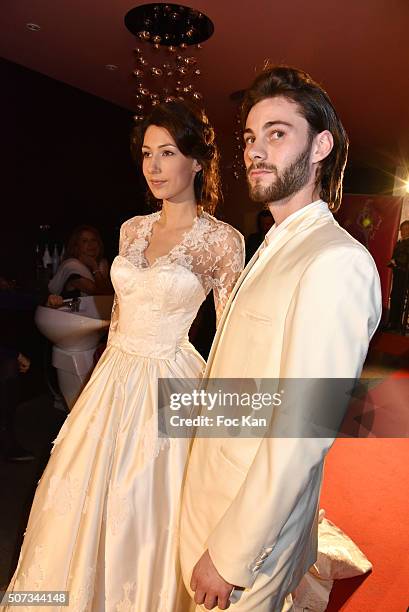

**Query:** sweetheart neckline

left=112, top=255, right=207, bottom=299
left=141, top=211, right=201, bottom=268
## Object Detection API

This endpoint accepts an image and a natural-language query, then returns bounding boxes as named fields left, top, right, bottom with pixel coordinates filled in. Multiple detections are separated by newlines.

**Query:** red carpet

left=320, top=439, right=409, bottom=611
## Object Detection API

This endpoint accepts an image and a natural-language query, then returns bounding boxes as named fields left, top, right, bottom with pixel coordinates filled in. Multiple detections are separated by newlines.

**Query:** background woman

left=47, top=225, right=112, bottom=305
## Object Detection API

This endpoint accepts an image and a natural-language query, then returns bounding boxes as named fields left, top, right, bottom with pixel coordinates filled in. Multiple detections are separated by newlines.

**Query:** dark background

left=1, top=58, right=145, bottom=282
left=0, top=58, right=396, bottom=283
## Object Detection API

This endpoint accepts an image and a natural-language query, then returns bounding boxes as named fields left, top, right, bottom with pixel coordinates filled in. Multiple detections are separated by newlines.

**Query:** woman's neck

left=159, top=200, right=198, bottom=229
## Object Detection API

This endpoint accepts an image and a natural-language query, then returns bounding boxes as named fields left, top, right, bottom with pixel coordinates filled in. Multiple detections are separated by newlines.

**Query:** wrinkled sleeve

left=212, top=225, right=245, bottom=325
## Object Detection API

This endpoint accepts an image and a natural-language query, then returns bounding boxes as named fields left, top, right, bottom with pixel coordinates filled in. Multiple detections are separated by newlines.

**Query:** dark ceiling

left=2, top=0, right=409, bottom=172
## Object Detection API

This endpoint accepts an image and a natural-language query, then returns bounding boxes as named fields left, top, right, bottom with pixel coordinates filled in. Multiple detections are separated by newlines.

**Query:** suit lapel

left=204, top=248, right=261, bottom=375
left=205, top=203, right=333, bottom=376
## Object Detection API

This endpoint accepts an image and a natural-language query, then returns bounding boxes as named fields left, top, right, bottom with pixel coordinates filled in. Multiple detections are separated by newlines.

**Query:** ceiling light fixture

left=124, top=3, right=214, bottom=121
left=105, top=64, right=119, bottom=71
left=26, top=23, right=41, bottom=31
left=230, top=90, right=246, bottom=180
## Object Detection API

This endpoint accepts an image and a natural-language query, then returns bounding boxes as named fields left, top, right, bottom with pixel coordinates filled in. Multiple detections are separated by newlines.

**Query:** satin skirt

left=6, top=344, right=203, bottom=612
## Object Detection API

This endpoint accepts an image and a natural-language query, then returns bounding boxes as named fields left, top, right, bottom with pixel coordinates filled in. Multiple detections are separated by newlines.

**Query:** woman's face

left=142, top=125, right=201, bottom=204
left=78, top=231, right=100, bottom=259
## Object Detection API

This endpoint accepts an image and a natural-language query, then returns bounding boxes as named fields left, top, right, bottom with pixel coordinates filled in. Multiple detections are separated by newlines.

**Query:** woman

left=47, top=225, right=112, bottom=303
left=5, top=101, right=244, bottom=611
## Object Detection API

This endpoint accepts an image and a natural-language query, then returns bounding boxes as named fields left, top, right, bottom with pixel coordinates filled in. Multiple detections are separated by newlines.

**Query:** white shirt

left=258, top=199, right=328, bottom=257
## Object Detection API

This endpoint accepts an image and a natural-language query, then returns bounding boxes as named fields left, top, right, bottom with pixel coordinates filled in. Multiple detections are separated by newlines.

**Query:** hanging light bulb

left=127, top=5, right=213, bottom=114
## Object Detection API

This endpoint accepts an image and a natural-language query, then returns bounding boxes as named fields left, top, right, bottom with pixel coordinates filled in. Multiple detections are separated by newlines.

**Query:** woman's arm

left=68, top=272, right=112, bottom=295
left=212, top=225, right=245, bottom=325
left=68, top=255, right=113, bottom=295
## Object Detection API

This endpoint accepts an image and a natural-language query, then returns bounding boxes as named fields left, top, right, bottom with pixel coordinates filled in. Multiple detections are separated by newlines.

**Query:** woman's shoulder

left=59, top=257, right=81, bottom=269
left=201, top=211, right=244, bottom=244
left=120, top=211, right=160, bottom=236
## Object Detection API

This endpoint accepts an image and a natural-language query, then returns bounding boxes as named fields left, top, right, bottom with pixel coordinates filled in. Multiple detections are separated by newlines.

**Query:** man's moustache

left=247, top=164, right=277, bottom=176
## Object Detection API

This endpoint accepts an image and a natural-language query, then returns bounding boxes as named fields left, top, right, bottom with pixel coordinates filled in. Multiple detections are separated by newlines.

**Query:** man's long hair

left=241, top=65, right=349, bottom=212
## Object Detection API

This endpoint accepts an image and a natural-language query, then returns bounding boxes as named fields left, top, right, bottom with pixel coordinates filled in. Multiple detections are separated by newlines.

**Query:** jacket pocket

left=218, top=439, right=260, bottom=475
left=242, top=309, right=272, bottom=325
left=218, top=445, right=248, bottom=475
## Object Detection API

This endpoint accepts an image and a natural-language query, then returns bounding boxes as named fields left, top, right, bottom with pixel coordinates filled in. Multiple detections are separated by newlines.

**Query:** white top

left=108, top=210, right=245, bottom=331
left=261, top=199, right=328, bottom=253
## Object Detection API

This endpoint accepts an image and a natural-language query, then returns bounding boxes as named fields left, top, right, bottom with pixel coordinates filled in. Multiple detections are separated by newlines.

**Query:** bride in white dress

left=5, top=101, right=245, bottom=611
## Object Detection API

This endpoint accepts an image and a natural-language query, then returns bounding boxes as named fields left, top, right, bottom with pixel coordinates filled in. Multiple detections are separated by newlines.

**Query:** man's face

left=243, top=97, right=315, bottom=204
left=401, top=223, right=409, bottom=240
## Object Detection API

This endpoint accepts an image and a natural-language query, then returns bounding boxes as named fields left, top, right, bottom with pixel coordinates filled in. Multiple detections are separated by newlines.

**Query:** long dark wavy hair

left=131, top=100, right=221, bottom=215
left=241, top=65, right=349, bottom=212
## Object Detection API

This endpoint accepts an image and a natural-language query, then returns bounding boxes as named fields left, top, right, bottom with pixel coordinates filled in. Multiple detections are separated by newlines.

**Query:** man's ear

left=312, top=130, right=333, bottom=163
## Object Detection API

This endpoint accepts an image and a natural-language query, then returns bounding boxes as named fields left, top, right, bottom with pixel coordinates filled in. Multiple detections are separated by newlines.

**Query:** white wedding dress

left=5, top=210, right=244, bottom=612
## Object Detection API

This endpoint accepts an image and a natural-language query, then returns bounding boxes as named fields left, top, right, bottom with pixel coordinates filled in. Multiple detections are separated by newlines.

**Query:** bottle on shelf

left=35, top=244, right=43, bottom=281
left=52, top=245, right=59, bottom=275
left=42, top=244, right=52, bottom=271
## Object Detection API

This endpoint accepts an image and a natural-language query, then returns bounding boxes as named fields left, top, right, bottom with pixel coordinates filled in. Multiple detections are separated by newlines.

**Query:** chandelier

left=124, top=3, right=214, bottom=121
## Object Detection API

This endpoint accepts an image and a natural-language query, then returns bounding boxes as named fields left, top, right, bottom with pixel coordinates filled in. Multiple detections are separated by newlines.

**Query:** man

left=386, top=219, right=409, bottom=331
left=180, top=66, right=382, bottom=611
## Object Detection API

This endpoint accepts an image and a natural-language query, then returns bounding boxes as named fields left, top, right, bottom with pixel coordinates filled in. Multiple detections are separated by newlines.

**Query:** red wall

left=336, top=194, right=403, bottom=309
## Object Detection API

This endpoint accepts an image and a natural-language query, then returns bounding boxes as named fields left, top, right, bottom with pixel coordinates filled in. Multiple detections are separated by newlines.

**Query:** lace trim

left=107, top=485, right=130, bottom=536
left=70, top=566, right=96, bottom=612
left=141, top=413, right=171, bottom=465
left=15, top=545, right=45, bottom=591
left=116, top=582, right=137, bottom=612
left=43, top=474, right=80, bottom=516
left=113, top=210, right=245, bottom=329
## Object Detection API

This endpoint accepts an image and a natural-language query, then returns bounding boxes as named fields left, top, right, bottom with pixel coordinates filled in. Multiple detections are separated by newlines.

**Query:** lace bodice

left=107, top=210, right=244, bottom=358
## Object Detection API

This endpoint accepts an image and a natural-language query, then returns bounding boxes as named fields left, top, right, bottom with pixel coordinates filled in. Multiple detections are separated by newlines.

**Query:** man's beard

left=247, top=140, right=312, bottom=204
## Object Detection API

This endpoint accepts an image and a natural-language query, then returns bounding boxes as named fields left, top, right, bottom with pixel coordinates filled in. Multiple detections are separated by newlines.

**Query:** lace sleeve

left=212, top=224, right=245, bottom=325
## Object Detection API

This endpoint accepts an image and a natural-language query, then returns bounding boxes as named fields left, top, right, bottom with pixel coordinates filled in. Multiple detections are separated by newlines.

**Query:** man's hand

left=190, top=549, right=234, bottom=610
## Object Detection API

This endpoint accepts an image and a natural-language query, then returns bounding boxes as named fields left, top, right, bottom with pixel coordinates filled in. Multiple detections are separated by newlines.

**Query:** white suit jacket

left=180, top=201, right=382, bottom=604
